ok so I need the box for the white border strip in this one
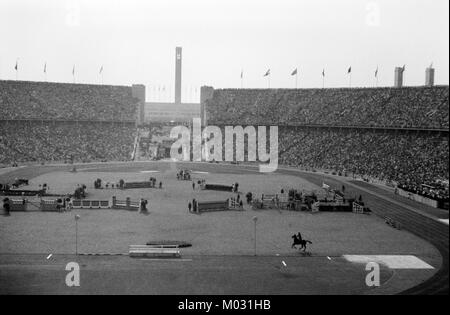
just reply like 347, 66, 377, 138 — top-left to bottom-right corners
343, 255, 434, 269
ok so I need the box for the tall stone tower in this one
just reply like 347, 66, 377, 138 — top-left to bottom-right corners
394, 67, 404, 88
175, 47, 182, 104
425, 66, 435, 87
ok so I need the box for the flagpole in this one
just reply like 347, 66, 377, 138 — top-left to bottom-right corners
322, 69, 325, 89
264, 69, 270, 89
375, 67, 379, 88
240, 69, 243, 89
100, 66, 104, 85
15, 59, 18, 81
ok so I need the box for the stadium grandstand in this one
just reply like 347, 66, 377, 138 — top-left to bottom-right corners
205, 86, 449, 129
0, 80, 140, 165
204, 86, 449, 206
1, 80, 448, 205
0, 80, 138, 121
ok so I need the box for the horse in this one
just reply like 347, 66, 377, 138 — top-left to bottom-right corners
291, 234, 312, 252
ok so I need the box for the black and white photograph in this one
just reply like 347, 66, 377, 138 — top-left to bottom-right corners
0, 0, 448, 300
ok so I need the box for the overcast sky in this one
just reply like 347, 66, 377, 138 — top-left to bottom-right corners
1, 0, 448, 102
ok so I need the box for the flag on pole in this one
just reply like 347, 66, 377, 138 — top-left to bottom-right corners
72, 65, 75, 76
99, 65, 103, 74
240, 69, 244, 89
44, 63, 47, 73
375, 66, 379, 78
401, 64, 406, 73
429, 62, 433, 69
347, 66, 353, 87
321, 69, 326, 89
263, 69, 270, 77
292, 68, 299, 88
14, 60, 19, 80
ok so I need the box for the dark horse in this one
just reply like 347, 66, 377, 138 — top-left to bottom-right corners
291, 234, 312, 252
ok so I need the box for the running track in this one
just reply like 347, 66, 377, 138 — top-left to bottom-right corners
284, 170, 449, 295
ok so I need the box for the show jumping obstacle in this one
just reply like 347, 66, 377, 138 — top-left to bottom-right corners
129, 245, 181, 258
111, 196, 140, 211
72, 199, 110, 209
194, 198, 243, 213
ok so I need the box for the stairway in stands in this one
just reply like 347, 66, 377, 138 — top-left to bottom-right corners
131, 129, 140, 161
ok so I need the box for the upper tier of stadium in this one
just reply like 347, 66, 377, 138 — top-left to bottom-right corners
205, 86, 449, 130
0, 80, 139, 121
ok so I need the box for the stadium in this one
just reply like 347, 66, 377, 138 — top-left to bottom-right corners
0, 58, 448, 294
0, 0, 449, 297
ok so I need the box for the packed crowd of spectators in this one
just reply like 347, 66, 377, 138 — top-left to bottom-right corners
0, 80, 138, 121
279, 128, 449, 202
0, 121, 136, 165
205, 87, 449, 202
397, 181, 449, 204
278, 127, 448, 182
0, 80, 139, 165
206, 86, 449, 129
199, 126, 448, 201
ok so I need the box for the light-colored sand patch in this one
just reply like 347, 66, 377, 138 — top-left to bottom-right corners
438, 219, 449, 225
191, 171, 209, 174
343, 255, 435, 269
140, 171, 160, 174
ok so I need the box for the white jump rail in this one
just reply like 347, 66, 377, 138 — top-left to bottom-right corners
129, 245, 181, 258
